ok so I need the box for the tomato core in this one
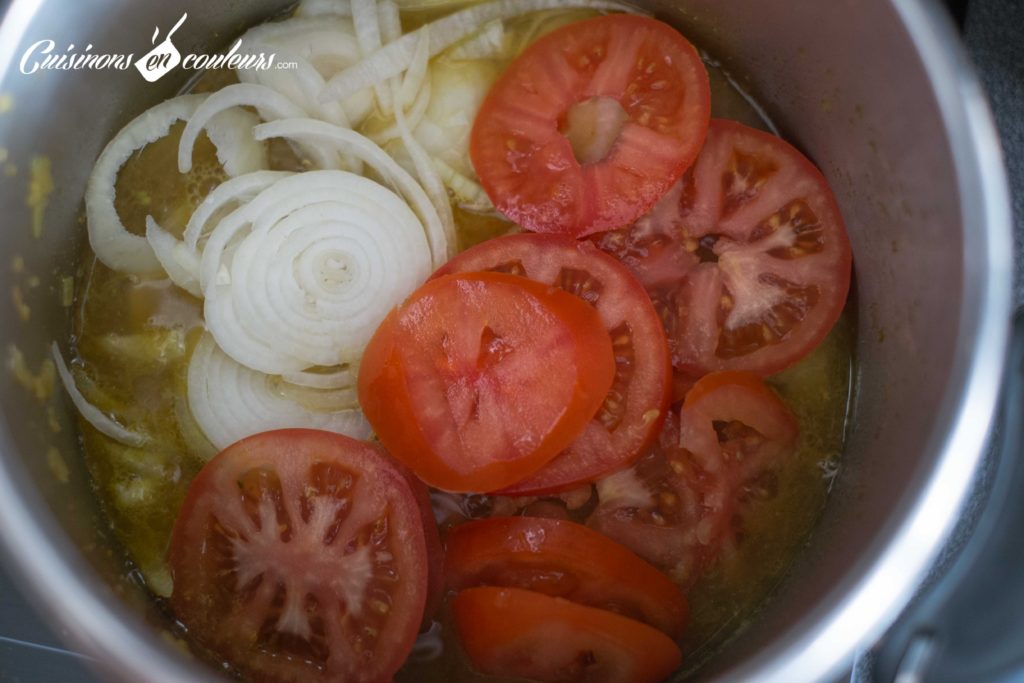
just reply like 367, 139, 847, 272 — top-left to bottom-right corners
562, 96, 629, 165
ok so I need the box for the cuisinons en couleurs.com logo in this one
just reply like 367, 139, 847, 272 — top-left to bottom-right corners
19, 12, 287, 81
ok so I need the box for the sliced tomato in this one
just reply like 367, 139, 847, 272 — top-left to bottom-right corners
435, 234, 670, 495
358, 272, 615, 493
453, 587, 681, 683
587, 372, 798, 588
168, 429, 428, 683
593, 118, 852, 376
470, 14, 710, 237
444, 516, 687, 638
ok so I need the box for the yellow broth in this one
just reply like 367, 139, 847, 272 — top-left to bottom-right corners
68, 12, 854, 680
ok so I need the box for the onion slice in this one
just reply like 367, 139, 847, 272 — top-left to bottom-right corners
187, 333, 370, 452
321, 0, 642, 103
145, 217, 202, 297
183, 170, 294, 251
200, 169, 433, 373
253, 118, 452, 266
51, 343, 148, 447
87, 94, 266, 274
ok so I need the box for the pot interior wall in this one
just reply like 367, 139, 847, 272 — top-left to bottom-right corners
0, 0, 972, 680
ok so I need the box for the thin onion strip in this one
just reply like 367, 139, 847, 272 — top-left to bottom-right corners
51, 343, 148, 447
321, 0, 642, 103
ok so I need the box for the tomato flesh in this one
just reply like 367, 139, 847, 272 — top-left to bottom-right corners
358, 272, 615, 493
434, 234, 671, 495
594, 118, 852, 376
471, 14, 711, 237
587, 372, 798, 588
453, 587, 682, 683
168, 429, 429, 683
444, 516, 687, 638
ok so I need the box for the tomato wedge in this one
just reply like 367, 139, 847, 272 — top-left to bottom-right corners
434, 234, 671, 495
445, 516, 687, 638
453, 587, 682, 683
168, 429, 429, 683
594, 118, 852, 376
358, 272, 615, 493
471, 14, 711, 237
587, 372, 798, 588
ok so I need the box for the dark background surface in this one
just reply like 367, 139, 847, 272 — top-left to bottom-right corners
0, 0, 1021, 681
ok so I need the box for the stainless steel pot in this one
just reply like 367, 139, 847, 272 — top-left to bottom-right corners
0, 1, 1013, 681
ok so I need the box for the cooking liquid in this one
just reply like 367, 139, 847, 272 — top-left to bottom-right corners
70, 9, 853, 680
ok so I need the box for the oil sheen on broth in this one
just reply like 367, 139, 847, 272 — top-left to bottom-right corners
70, 9, 853, 679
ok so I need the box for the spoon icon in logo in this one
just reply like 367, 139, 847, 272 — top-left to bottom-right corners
134, 12, 187, 82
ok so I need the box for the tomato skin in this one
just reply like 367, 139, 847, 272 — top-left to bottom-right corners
444, 516, 687, 638
587, 372, 798, 588
471, 14, 710, 237
358, 272, 615, 493
453, 586, 682, 683
434, 233, 671, 495
168, 429, 428, 683
594, 119, 852, 376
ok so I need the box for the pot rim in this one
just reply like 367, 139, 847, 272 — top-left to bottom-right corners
0, 0, 1014, 682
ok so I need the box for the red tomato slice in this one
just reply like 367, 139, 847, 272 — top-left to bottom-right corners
587, 372, 798, 588
168, 429, 429, 683
453, 586, 682, 683
434, 233, 671, 495
471, 14, 710, 237
358, 272, 615, 493
444, 516, 687, 639
594, 118, 852, 376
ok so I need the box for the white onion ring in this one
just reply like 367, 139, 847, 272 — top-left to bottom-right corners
87, 94, 266, 274
201, 170, 432, 373
52, 343, 148, 447
145, 217, 202, 297
183, 170, 293, 251
187, 333, 370, 452
253, 118, 452, 267
176, 84, 342, 174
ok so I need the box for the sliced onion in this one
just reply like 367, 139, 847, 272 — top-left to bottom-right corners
321, 0, 641, 103
433, 156, 494, 211
203, 107, 268, 177
365, 76, 432, 144
51, 343, 148, 447
146, 217, 201, 297
378, 0, 402, 44
352, 0, 394, 115
411, 57, 499, 179
177, 84, 342, 174
236, 16, 373, 126
252, 118, 452, 267
87, 94, 264, 274
201, 169, 433, 373
389, 46, 456, 255
296, 0, 354, 17
183, 170, 294, 251
447, 18, 506, 60
187, 332, 370, 452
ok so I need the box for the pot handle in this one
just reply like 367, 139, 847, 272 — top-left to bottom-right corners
874, 308, 1024, 683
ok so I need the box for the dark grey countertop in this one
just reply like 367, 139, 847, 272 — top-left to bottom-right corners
1, 0, 1021, 681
